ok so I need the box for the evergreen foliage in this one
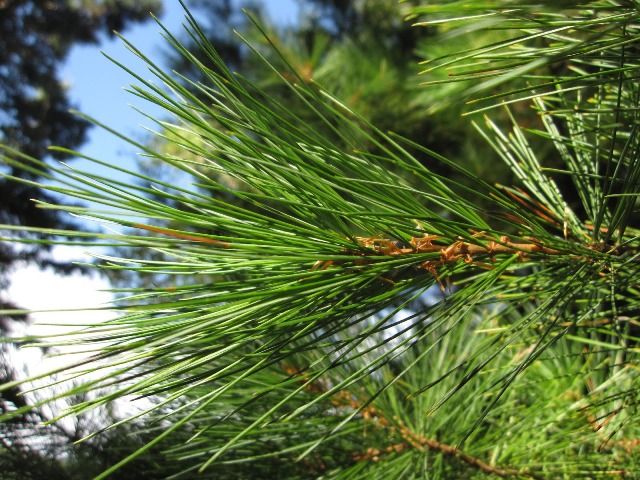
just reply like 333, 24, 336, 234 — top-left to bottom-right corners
2, 1, 640, 478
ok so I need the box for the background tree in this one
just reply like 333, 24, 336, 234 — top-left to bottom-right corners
2, 1, 640, 479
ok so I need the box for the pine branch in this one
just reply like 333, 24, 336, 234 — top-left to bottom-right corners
1, 2, 639, 477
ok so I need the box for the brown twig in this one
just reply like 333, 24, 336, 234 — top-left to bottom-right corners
350, 234, 561, 259
312, 233, 565, 290
132, 223, 231, 247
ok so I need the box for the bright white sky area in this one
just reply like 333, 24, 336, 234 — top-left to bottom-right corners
6, 0, 298, 337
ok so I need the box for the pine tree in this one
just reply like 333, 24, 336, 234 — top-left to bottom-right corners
2, 1, 640, 478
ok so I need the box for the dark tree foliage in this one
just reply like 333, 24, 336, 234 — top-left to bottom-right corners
305, 0, 422, 52
0, 0, 161, 159
0, 0, 161, 321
